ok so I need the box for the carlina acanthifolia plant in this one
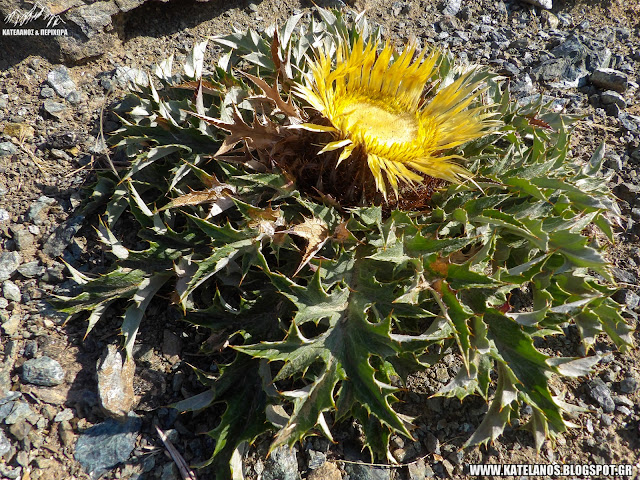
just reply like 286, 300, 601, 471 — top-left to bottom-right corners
54, 7, 633, 478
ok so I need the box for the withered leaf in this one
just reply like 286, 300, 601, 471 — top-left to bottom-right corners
186, 106, 282, 156
158, 174, 236, 216
239, 71, 301, 120
285, 217, 330, 276
173, 80, 221, 96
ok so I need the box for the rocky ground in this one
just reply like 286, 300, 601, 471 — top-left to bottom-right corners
1, 0, 640, 479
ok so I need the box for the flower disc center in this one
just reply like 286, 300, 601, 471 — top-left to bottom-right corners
338, 101, 418, 147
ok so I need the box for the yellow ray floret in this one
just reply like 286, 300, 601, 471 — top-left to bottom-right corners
293, 37, 495, 198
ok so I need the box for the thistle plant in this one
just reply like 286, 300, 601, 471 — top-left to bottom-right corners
55, 8, 632, 478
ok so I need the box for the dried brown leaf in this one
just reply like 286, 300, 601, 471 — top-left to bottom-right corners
172, 80, 221, 96
285, 217, 330, 276
158, 175, 236, 213
186, 106, 282, 156
238, 71, 301, 120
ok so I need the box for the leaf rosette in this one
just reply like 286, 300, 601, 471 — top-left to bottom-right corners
53, 7, 632, 478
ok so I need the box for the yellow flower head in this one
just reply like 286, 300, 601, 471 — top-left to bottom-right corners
293, 37, 495, 198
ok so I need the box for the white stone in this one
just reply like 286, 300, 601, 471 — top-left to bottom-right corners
519, 0, 552, 9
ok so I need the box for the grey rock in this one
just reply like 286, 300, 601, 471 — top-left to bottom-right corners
601, 90, 626, 108
344, 463, 390, 480
0, 391, 21, 406
607, 105, 622, 121
2, 281, 21, 302
160, 463, 179, 480
0, 252, 22, 282
408, 457, 427, 480
423, 431, 440, 454
435, 365, 450, 382
162, 330, 182, 362
47, 130, 79, 149
23, 340, 38, 359
262, 446, 301, 480
97, 345, 136, 419
112, 66, 149, 88
534, 35, 610, 89
43, 262, 66, 283
619, 113, 640, 132
51, 148, 73, 161
0, 142, 17, 156
54, 408, 75, 422
47, 66, 77, 99
113, 0, 146, 12
611, 267, 638, 284
604, 154, 623, 172
65, 1, 120, 37
591, 68, 628, 93
13, 229, 34, 251
307, 449, 326, 469
9, 420, 31, 444
74, 414, 142, 478
1, 315, 20, 337
15, 450, 28, 467
99, 77, 114, 92
66, 91, 82, 105
519, 0, 551, 9
616, 405, 631, 416
620, 375, 639, 394
0, 429, 10, 457
43, 215, 84, 258
390, 1, 407, 16
40, 86, 55, 99
17, 261, 45, 278
43, 99, 67, 119
4, 401, 37, 425
0, 209, 9, 223
588, 378, 615, 413
501, 61, 521, 77
22, 356, 65, 386
28, 196, 56, 225
613, 289, 640, 309
442, 0, 461, 16
613, 395, 634, 407
600, 413, 612, 426
0, 465, 21, 479
0, 402, 14, 423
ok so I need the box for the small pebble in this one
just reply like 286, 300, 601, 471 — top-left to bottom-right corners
3, 281, 21, 302
54, 408, 75, 422
22, 356, 65, 386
